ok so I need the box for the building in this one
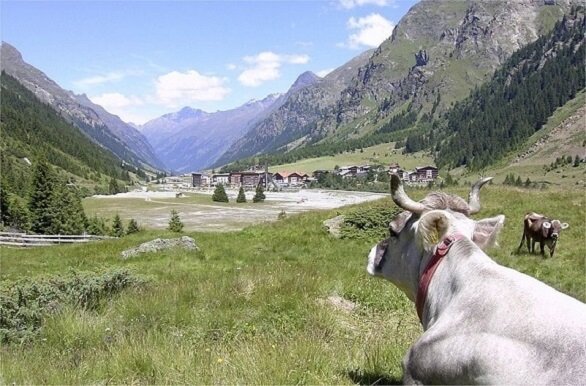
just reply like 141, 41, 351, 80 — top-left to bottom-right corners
229, 172, 242, 186
414, 166, 438, 182
274, 172, 308, 185
212, 173, 230, 185
192, 173, 202, 187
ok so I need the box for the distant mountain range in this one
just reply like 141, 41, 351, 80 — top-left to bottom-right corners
0, 42, 164, 171
1, 0, 580, 180
139, 93, 284, 172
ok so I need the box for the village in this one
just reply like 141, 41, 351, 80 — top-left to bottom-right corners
177, 163, 439, 190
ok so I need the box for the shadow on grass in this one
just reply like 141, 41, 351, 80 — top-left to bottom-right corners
346, 369, 402, 385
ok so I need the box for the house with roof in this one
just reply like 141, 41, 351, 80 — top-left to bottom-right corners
273, 172, 309, 185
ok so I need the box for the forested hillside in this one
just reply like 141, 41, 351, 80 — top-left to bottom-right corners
221, 6, 584, 174
0, 72, 134, 198
434, 9, 585, 170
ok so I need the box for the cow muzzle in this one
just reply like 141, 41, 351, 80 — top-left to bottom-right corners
367, 241, 387, 276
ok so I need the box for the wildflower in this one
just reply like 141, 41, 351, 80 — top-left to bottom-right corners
217, 358, 224, 363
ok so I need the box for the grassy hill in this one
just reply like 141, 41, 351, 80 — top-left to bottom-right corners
268, 143, 434, 174
1, 185, 584, 383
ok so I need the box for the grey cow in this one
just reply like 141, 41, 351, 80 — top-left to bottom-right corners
366, 174, 586, 384
518, 212, 569, 257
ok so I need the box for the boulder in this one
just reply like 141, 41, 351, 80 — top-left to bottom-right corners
121, 236, 198, 259
323, 215, 345, 238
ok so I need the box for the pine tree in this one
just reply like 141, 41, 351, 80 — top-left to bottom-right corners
28, 158, 58, 234
0, 180, 11, 227
87, 215, 108, 236
51, 184, 87, 235
168, 209, 184, 232
212, 184, 229, 202
253, 185, 266, 203
109, 177, 121, 195
127, 218, 140, 234
236, 187, 247, 203
111, 214, 124, 237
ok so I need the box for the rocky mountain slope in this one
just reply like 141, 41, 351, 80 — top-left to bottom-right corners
328, 0, 570, 135
218, 0, 574, 167
140, 93, 282, 172
215, 51, 373, 166
0, 42, 164, 170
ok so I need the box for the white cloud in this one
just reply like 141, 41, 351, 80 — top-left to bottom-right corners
89, 92, 149, 123
341, 13, 394, 49
74, 69, 143, 88
90, 92, 143, 110
317, 68, 335, 77
226, 63, 237, 70
238, 51, 310, 87
155, 70, 230, 108
339, 0, 393, 9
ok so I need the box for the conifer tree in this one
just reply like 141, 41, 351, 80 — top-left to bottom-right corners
127, 218, 140, 234
87, 215, 109, 236
111, 214, 124, 237
253, 185, 266, 203
51, 184, 87, 235
236, 186, 247, 203
168, 209, 184, 232
212, 184, 229, 202
109, 177, 121, 195
28, 158, 58, 234
0, 180, 10, 227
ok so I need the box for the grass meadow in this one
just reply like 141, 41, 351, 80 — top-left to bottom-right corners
1, 185, 584, 384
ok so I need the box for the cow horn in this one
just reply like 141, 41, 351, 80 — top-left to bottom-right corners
468, 177, 493, 215
390, 174, 426, 214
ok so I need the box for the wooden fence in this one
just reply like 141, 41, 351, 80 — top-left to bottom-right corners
0, 232, 114, 247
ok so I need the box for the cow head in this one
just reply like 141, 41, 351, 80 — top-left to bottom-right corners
542, 219, 569, 241
367, 174, 505, 300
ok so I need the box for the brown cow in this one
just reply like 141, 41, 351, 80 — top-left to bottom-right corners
518, 212, 569, 257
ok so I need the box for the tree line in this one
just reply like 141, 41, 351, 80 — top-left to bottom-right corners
434, 10, 585, 170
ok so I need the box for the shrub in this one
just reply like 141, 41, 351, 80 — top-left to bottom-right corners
0, 269, 147, 344
340, 203, 400, 240
212, 184, 229, 203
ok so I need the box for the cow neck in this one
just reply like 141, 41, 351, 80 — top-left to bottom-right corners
416, 233, 464, 324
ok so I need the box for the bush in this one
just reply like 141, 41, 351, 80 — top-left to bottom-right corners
0, 269, 147, 344
236, 187, 247, 203
168, 209, 184, 232
340, 203, 400, 240
212, 184, 229, 203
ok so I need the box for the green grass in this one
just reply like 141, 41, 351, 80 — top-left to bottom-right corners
269, 143, 434, 174
1, 186, 584, 384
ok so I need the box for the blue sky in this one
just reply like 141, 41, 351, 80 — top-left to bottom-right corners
2, 0, 417, 124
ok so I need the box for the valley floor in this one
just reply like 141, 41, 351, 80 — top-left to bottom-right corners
84, 189, 387, 231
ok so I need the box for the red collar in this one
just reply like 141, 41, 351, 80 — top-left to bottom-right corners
416, 234, 464, 323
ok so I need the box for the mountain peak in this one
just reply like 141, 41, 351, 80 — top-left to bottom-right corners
288, 71, 321, 93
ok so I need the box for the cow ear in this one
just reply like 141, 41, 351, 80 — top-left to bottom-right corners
542, 222, 552, 229
417, 210, 451, 251
561, 222, 569, 230
473, 215, 505, 250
